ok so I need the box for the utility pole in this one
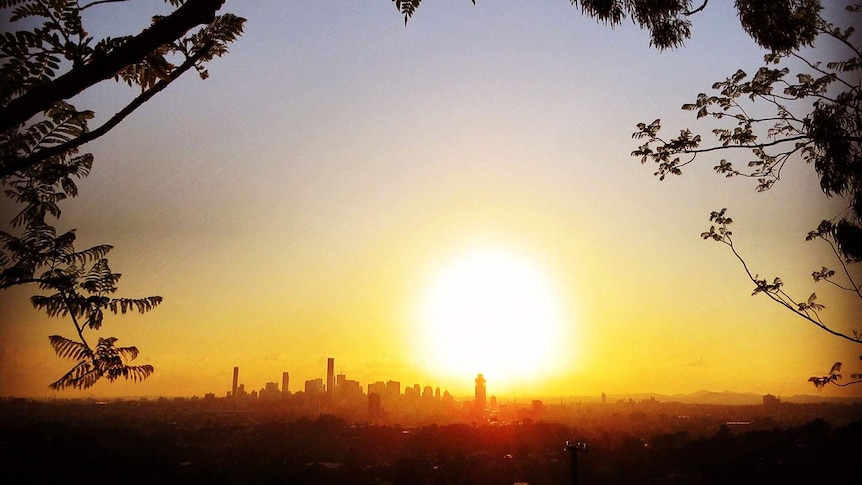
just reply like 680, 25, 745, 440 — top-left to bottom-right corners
565, 440, 588, 485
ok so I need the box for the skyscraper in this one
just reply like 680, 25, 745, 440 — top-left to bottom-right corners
282, 371, 289, 396
475, 373, 486, 411
232, 366, 239, 398
326, 357, 335, 395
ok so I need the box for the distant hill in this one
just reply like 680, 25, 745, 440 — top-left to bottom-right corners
567, 390, 862, 406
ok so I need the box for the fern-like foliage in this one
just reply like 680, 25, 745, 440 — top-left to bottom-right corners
49, 334, 92, 361
49, 336, 153, 390
1, 0, 238, 391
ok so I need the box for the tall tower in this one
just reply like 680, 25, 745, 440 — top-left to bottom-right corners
232, 366, 239, 398
282, 371, 290, 396
475, 373, 486, 411
326, 357, 335, 396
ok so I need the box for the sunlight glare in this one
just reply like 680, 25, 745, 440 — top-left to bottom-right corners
415, 247, 568, 388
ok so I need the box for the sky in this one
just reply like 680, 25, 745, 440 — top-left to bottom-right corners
1, 0, 861, 400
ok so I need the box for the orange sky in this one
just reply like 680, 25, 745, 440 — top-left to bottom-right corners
1, 1, 860, 400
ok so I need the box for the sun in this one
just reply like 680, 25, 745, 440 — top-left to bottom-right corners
414, 246, 569, 389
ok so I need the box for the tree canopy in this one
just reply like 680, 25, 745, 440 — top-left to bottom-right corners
396, 0, 824, 51
0, 0, 243, 389
631, 5, 861, 388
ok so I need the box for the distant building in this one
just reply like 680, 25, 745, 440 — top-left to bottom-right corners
601, 392, 607, 404
282, 372, 290, 395
337, 377, 363, 399
368, 381, 386, 397
261, 381, 279, 400
327, 358, 335, 395
368, 393, 383, 419
475, 373, 487, 411
442, 390, 454, 408
232, 366, 239, 399
305, 378, 324, 394
405, 385, 417, 398
386, 380, 400, 399
532, 399, 544, 414
490, 395, 498, 410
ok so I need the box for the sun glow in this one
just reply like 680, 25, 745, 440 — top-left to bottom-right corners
415, 247, 569, 389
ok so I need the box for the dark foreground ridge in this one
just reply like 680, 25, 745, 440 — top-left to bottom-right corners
1, 398, 860, 484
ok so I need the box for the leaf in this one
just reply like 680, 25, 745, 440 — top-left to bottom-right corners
48, 335, 91, 361
48, 360, 100, 390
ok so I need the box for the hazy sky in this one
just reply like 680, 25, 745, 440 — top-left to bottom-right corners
2, 1, 860, 400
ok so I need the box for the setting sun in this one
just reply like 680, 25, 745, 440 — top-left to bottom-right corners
414, 247, 570, 389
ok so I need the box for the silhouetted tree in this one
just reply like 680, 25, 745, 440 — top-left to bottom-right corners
0, 0, 244, 389
396, 1, 823, 51
631, 5, 862, 388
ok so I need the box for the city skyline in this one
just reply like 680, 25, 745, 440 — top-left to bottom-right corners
1, 2, 861, 400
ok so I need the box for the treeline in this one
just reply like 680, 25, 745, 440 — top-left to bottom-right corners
1, 405, 859, 484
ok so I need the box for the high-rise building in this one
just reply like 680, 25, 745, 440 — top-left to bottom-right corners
263, 381, 279, 400
282, 372, 290, 395
386, 380, 400, 399
232, 366, 239, 398
368, 381, 386, 396
326, 357, 335, 395
475, 373, 486, 411
305, 378, 324, 394
368, 393, 382, 420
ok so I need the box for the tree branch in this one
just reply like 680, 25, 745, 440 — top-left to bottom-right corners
831, 379, 862, 387
0, 277, 43, 290
0, 0, 225, 133
726, 236, 862, 344
687, 135, 810, 154
79, 0, 135, 12
0, 42, 214, 179
684, 1, 708, 16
